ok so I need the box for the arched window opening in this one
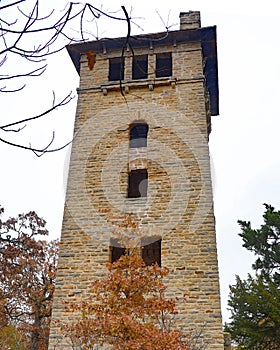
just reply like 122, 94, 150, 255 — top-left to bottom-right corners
129, 123, 149, 148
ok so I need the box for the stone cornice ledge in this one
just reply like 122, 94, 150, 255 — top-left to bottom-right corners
77, 76, 205, 95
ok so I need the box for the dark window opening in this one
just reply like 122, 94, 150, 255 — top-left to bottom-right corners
132, 55, 148, 80
109, 57, 124, 81
156, 52, 172, 78
128, 169, 148, 198
129, 123, 149, 148
110, 241, 126, 263
141, 238, 161, 266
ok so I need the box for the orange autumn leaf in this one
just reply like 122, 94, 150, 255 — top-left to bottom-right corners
86, 50, 96, 70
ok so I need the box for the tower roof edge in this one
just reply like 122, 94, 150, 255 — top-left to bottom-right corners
66, 25, 219, 116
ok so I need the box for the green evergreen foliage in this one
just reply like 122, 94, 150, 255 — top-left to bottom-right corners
226, 204, 280, 349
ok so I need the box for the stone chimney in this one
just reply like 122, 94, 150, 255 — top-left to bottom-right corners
180, 11, 201, 30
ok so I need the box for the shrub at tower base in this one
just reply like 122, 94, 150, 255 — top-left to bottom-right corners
61, 252, 192, 350
225, 204, 280, 349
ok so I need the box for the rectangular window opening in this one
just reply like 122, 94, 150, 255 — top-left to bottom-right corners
141, 237, 161, 266
128, 169, 148, 198
132, 55, 148, 80
109, 57, 124, 81
129, 123, 148, 148
156, 52, 172, 78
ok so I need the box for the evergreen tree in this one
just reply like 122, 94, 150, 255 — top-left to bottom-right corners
226, 204, 280, 349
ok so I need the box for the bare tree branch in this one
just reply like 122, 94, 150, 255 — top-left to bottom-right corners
0, 91, 74, 130
0, 84, 26, 92
0, 91, 74, 155
0, 134, 73, 157
0, 64, 47, 81
1, 125, 26, 133
0, 0, 26, 11
0, 2, 170, 156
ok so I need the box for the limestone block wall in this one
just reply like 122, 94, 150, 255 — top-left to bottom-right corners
49, 35, 223, 349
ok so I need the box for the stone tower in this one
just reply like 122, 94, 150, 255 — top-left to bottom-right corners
49, 11, 224, 349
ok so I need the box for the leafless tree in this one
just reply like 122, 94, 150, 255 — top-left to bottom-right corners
0, 1, 133, 156
0, 1, 174, 156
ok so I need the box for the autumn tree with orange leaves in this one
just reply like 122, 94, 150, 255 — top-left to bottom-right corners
0, 206, 59, 350
61, 251, 190, 350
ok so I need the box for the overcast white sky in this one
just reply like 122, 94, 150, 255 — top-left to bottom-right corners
1, 0, 280, 323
